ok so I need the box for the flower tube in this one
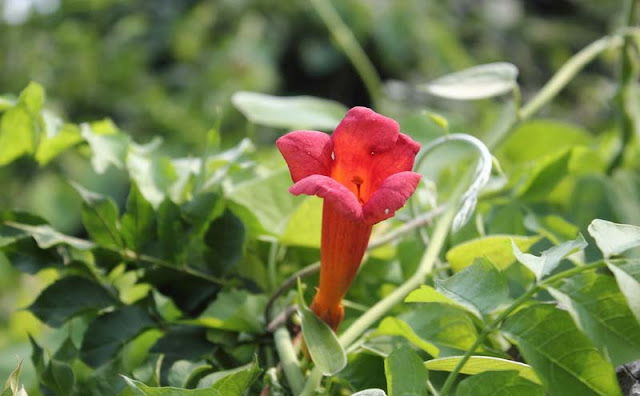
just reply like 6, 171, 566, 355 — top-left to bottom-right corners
277, 107, 421, 330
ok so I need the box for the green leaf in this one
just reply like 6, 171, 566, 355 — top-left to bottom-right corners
337, 353, 386, 392
81, 121, 130, 173
127, 152, 179, 208
607, 259, 640, 323
456, 370, 544, 396
548, 272, 640, 365
496, 120, 591, 165
375, 317, 440, 357
400, 305, 479, 354
280, 197, 322, 247
121, 183, 156, 252
436, 257, 509, 318
181, 192, 224, 236
502, 304, 621, 396
44, 359, 75, 395
122, 376, 222, 395
422, 62, 518, 100
0, 106, 34, 166
204, 209, 246, 273
35, 123, 83, 165
209, 356, 261, 395
191, 289, 266, 333
425, 356, 541, 385
352, 390, 386, 396
384, 346, 428, 396
587, 219, 640, 258
81, 305, 157, 367
297, 280, 346, 375
512, 234, 587, 280
28, 275, 116, 327
227, 169, 304, 236
516, 149, 572, 201
231, 91, 347, 130
18, 82, 45, 114
1, 360, 22, 395
446, 235, 540, 272
168, 360, 212, 389
5, 222, 94, 250
73, 183, 123, 248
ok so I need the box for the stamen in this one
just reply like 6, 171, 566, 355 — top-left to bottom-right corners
352, 176, 364, 204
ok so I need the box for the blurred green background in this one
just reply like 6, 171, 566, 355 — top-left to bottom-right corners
0, 0, 630, 392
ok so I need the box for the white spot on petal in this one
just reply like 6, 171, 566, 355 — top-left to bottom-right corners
384, 208, 390, 215
331, 151, 335, 160
371, 151, 375, 155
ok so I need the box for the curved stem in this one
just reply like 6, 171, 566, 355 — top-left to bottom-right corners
308, 0, 382, 105
438, 260, 606, 395
273, 327, 305, 395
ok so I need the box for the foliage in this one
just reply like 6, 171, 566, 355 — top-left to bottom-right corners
1, 0, 640, 395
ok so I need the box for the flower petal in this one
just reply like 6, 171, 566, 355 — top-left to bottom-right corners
289, 175, 362, 221
363, 171, 421, 224
332, 106, 400, 157
276, 131, 333, 182
366, 133, 421, 196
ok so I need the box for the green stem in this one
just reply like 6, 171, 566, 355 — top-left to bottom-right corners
300, 366, 324, 396
438, 260, 607, 395
608, 0, 639, 173
267, 240, 279, 292
308, 0, 382, 105
273, 327, 305, 395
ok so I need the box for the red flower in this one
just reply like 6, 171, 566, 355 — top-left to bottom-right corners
277, 107, 421, 330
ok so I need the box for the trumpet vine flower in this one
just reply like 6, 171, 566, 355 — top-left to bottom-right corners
277, 107, 421, 330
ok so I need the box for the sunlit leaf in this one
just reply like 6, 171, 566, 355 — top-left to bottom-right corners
424, 356, 541, 384
456, 370, 544, 396
446, 235, 540, 272
122, 376, 222, 395
607, 259, 640, 323
516, 149, 572, 201
422, 62, 518, 100
375, 317, 439, 357
512, 234, 587, 280
81, 121, 130, 174
5, 222, 94, 250
588, 219, 640, 258
231, 91, 347, 130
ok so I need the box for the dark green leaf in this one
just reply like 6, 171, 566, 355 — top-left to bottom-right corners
231, 91, 347, 130
122, 376, 222, 395
456, 370, 544, 396
549, 272, 640, 365
181, 192, 224, 236
422, 62, 518, 100
607, 259, 640, 323
53, 337, 79, 362
168, 360, 212, 389
80, 305, 156, 367
157, 199, 188, 261
337, 353, 387, 392
512, 234, 587, 280
209, 356, 261, 394
502, 304, 621, 396
191, 289, 266, 333
204, 209, 245, 273
73, 183, 123, 248
44, 359, 75, 395
587, 219, 640, 258
121, 183, 156, 252
425, 356, 541, 384
28, 276, 116, 327
384, 346, 428, 396
436, 257, 509, 318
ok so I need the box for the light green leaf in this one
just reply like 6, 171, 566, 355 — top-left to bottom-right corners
209, 357, 261, 395
512, 234, 587, 280
5, 222, 94, 250
422, 62, 518, 100
375, 317, 440, 357
231, 91, 347, 130
227, 169, 304, 235
405, 285, 462, 308
297, 280, 346, 375
127, 152, 178, 208
588, 219, 640, 258
516, 149, 572, 201
0, 106, 34, 166
35, 123, 83, 165
81, 121, 130, 174
81, 305, 156, 367
548, 272, 640, 365
352, 390, 386, 396
1, 360, 22, 395
446, 235, 540, 272
456, 370, 544, 396
436, 257, 510, 318
190, 290, 267, 333
384, 346, 428, 396
122, 376, 222, 395
18, 82, 45, 114
28, 275, 116, 327
280, 197, 322, 247
607, 259, 640, 323
502, 304, 621, 396
425, 356, 541, 385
